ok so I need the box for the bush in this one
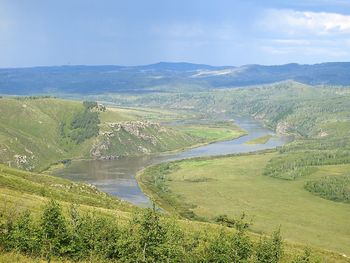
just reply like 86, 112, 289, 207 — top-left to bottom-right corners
41, 200, 70, 260
292, 247, 320, 263
255, 228, 283, 263
0, 200, 321, 262
4, 211, 41, 255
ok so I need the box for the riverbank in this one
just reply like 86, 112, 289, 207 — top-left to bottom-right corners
44, 121, 247, 174
137, 151, 350, 256
53, 117, 289, 206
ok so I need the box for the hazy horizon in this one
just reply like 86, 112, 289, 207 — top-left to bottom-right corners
2, 60, 350, 70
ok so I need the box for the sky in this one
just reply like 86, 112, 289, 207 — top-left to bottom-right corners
1, 0, 350, 67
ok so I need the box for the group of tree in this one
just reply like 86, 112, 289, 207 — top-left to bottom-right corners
263, 150, 350, 180
60, 101, 100, 144
305, 175, 350, 203
0, 200, 318, 262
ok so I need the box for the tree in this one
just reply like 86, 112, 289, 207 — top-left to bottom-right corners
41, 200, 70, 261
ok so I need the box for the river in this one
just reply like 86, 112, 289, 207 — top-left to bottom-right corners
53, 117, 291, 207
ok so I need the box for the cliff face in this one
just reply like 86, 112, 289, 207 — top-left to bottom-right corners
276, 121, 291, 135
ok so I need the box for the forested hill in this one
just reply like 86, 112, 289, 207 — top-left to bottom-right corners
1, 62, 350, 95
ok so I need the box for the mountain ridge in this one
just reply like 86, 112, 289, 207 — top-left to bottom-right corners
1, 61, 350, 95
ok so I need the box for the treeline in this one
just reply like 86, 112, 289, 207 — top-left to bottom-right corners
305, 175, 350, 203
60, 101, 100, 144
0, 200, 318, 262
264, 150, 350, 180
13, 96, 55, 100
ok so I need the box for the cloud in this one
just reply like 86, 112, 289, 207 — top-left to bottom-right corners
261, 9, 350, 36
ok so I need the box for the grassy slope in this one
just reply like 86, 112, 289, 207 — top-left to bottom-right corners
0, 98, 94, 172
0, 164, 133, 216
138, 152, 350, 257
0, 98, 191, 171
95, 120, 247, 158
0, 98, 244, 171
0, 164, 347, 263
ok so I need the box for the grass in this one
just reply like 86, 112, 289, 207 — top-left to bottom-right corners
138, 152, 350, 257
179, 122, 247, 142
1, 164, 348, 262
245, 134, 273, 144
0, 164, 134, 218
0, 98, 240, 172
0, 97, 91, 172
99, 106, 187, 123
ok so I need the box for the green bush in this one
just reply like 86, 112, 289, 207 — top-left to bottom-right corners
41, 200, 70, 260
255, 228, 283, 263
0, 200, 321, 262
292, 247, 321, 263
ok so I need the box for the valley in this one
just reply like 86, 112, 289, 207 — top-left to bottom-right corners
1, 81, 350, 262
0, 97, 245, 172
3, 1, 350, 261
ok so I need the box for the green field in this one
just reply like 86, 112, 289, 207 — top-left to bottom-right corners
138, 152, 350, 256
245, 134, 273, 144
179, 122, 247, 142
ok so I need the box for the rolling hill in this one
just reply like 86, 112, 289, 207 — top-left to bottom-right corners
1, 62, 350, 95
0, 97, 245, 172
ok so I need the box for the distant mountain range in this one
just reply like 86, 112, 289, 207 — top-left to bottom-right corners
0, 62, 350, 95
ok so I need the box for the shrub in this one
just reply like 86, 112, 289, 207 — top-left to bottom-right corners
255, 228, 283, 263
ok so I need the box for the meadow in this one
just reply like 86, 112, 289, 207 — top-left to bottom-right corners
245, 135, 273, 145
138, 152, 350, 257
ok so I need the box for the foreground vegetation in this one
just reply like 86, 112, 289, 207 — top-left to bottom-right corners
1, 164, 343, 262
0, 200, 282, 262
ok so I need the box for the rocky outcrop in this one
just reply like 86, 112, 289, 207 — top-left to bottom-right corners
276, 121, 291, 135
91, 121, 166, 159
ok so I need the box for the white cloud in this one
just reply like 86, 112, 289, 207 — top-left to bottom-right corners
261, 9, 350, 36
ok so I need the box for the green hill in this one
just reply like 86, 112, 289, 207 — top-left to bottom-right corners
0, 97, 245, 172
0, 97, 92, 172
